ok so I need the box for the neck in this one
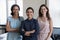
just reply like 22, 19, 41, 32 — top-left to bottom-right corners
43, 13, 46, 17
13, 14, 19, 19
28, 17, 33, 20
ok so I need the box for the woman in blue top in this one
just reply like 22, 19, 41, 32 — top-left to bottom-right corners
20, 7, 39, 40
6, 4, 24, 40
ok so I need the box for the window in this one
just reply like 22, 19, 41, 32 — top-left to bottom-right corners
47, 0, 60, 27
0, 0, 23, 25
0, 0, 6, 25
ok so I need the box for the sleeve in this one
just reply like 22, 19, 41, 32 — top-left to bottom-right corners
20, 21, 25, 35
7, 17, 11, 22
34, 20, 39, 35
30, 20, 40, 36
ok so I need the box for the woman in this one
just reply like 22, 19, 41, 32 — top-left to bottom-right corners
37, 4, 53, 40
6, 4, 24, 40
20, 7, 39, 40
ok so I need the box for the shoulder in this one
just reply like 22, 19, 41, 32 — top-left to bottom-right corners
7, 16, 13, 22
22, 19, 28, 24
33, 19, 38, 23
8, 16, 12, 19
37, 17, 41, 21
19, 16, 24, 21
20, 16, 24, 19
7, 16, 12, 21
23, 19, 27, 23
49, 19, 53, 24
33, 19, 39, 26
21, 19, 26, 24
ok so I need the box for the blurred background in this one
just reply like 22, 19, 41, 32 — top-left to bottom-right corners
0, 0, 60, 40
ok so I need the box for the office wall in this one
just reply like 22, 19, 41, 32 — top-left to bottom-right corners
23, 0, 45, 19
0, 0, 60, 36
0, 0, 45, 34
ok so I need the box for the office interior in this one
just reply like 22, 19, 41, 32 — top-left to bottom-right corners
0, 0, 60, 40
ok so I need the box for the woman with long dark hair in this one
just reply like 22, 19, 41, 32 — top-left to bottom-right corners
6, 4, 24, 40
37, 4, 53, 40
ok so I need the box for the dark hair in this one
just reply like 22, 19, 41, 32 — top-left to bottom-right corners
11, 4, 20, 16
26, 7, 34, 13
39, 4, 51, 20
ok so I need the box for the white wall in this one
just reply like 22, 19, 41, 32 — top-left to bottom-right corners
23, 0, 45, 19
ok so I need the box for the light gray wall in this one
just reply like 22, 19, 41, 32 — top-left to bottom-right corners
23, 0, 45, 19
0, 0, 46, 34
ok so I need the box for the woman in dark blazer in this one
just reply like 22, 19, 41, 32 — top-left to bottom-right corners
20, 7, 39, 40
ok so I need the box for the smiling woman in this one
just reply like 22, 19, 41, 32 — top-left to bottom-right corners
0, 0, 23, 25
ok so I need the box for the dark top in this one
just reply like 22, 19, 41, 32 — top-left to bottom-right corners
20, 18, 39, 40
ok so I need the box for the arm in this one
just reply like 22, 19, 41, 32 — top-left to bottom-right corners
20, 20, 39, 36
20, 21, 25, 35
34, 20, 39, 35
30, 20, 39, 36
25, 30, 35, 36
46, 19, 53, 40
6, 21, 19, 32
20, 21, 35, 36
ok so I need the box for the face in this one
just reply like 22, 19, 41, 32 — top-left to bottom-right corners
41, 6, 47, 14
13, 6, 19, 15
26, 9, 34, 19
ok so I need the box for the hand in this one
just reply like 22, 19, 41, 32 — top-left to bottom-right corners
24, 30, 35, 36
30, 30, 35, 33
25, 31, 30, 36
22, 29, 25, 31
